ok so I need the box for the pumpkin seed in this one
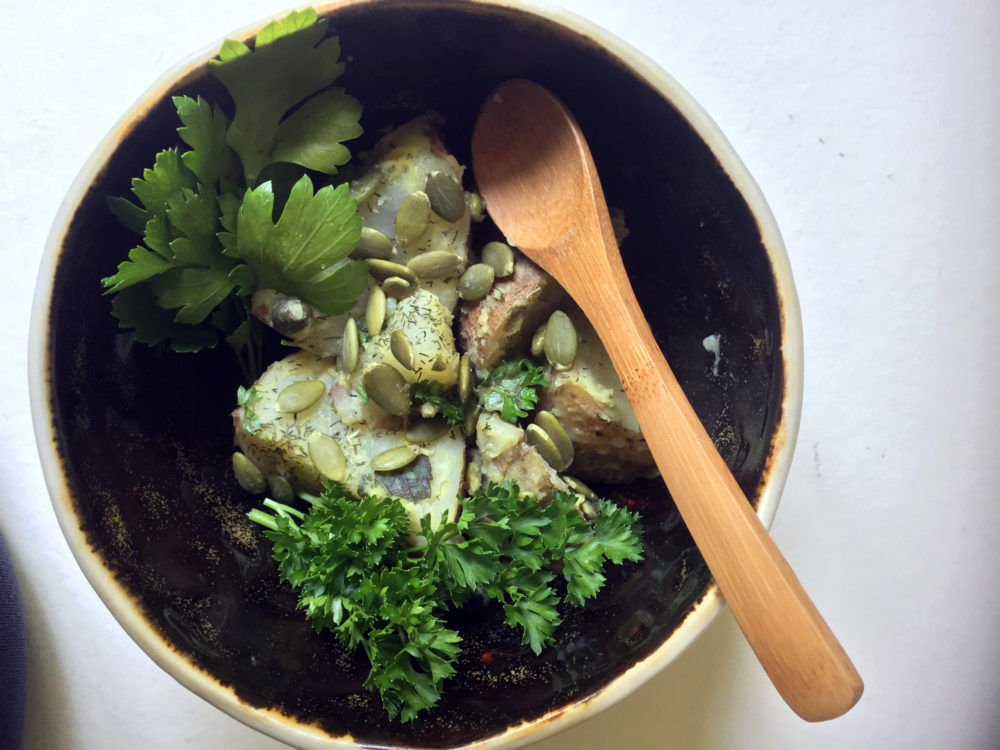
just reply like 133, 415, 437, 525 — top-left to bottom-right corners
425, 172, 466, 222
382, 276, 412, 299
390, 329, 416, 371
406, 418, 450, 443
457, 263, 495, 301
533, 410, 574, 468
350, 168, 383, 203
563, 475, 597, 501
372, 444, 420, 472
525, 423, 567, 470
530, 323, 547, 357
269, 296, 310, 335
467, 192, 485, 222
543, 310, 578, 370
277, 379, 326, 413
395, 190, 431, 247
407, 250, 463, 279
267, 475, 295, 504
463, 400, 480, 436
353, 227, 395, 260
307, 432, 346, 481
232, 452, 266, 494
340, 318, 360, 373
458, 353, 472, 403
363, 363, 411, 416
365, 285, 387, 337
367, 258, 418, 286
574, 494, 601, 520
481, 241, 515, 278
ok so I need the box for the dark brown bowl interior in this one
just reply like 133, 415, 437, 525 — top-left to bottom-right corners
42, 1, 784, 746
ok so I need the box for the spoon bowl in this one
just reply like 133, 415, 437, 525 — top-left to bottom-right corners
472, 79, 863, 722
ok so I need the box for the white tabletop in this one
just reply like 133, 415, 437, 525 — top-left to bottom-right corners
3, 0, 997, 748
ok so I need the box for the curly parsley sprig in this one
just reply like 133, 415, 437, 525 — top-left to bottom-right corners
249, 481, 644, 722
410, 380, 465, 426
478, 358, 548, 423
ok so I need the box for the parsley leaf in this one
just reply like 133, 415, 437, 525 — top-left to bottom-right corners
236, 385, 263, 431
208, 7, 362, 184
478, 358, 549, 423
101, 245, 172, 293
248, 481, 644, 721
591, 502, 646, 564
499, 571, 561, 655
101, 143, 250, 341
410, 381, 465, 426
109, 285, 219, 352
356, 569, 462, 722
224, 175, 367, 315
174, 95, 231, 187
101, 116, 250, 364
129, 147, 195, 215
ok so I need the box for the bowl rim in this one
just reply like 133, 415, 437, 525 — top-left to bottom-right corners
28, 0, 803, 747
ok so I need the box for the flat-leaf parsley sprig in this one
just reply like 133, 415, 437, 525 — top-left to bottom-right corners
102, 7, 365, 380
249, 481, 644, 722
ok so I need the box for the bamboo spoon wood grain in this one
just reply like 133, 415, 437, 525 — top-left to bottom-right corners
471, 78, 863, 722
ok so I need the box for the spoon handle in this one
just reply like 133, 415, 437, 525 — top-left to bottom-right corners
471, 76, 862, 720
563, 220, 863, 721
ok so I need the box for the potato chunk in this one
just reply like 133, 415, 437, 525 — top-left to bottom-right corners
233, 349, 464, 538
248, 114, 471, 359
471, 412, 570, 501
538, 307, 656, 483
353, 115, 471, 312
359, 289, 460, 388
458, 254, 564, 372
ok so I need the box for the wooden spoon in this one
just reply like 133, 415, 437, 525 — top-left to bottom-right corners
471, 79, 862, 722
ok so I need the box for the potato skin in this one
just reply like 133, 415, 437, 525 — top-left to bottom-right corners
457, 254, 565, 372
471, 412, 569, 501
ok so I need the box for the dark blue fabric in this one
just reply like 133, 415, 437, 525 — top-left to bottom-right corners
0, 532, 26, 750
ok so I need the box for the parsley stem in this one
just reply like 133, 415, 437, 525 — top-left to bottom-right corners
298, 492, 321, 507
247, 508, 279, 531
262, 498, 306, 520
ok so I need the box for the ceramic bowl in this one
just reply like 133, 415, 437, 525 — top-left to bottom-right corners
30, 1, 802, 747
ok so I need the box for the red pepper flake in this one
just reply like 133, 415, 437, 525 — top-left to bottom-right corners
618, 494, 638, 508
480, 650, 494, 663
